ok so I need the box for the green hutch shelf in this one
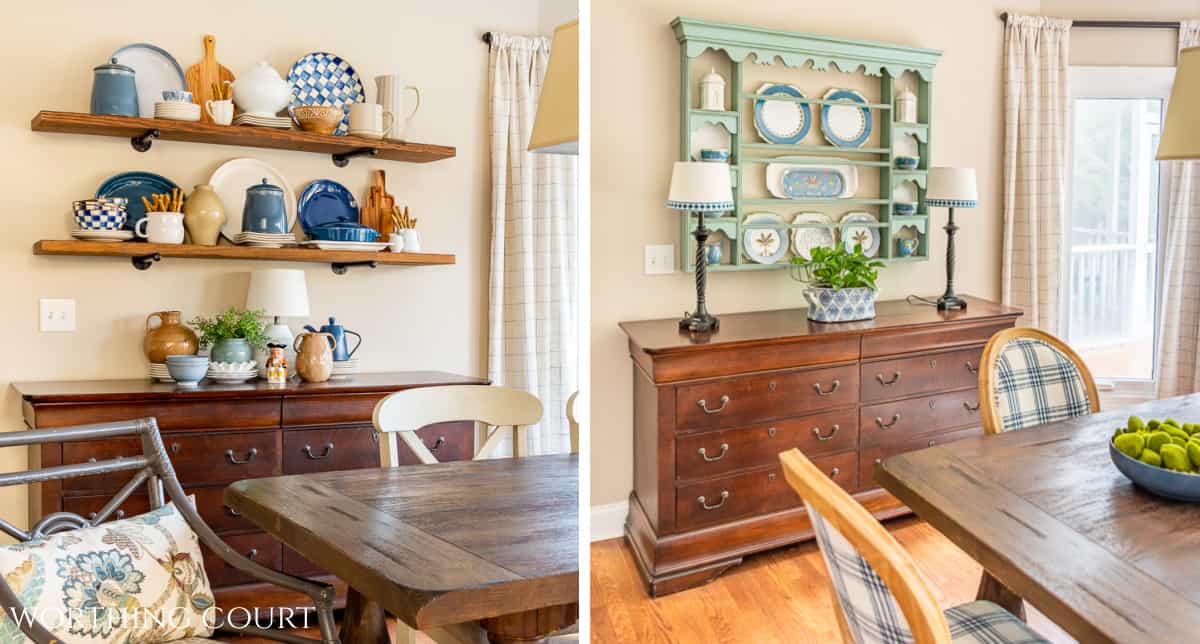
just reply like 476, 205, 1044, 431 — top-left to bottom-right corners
672, 17, 943, 271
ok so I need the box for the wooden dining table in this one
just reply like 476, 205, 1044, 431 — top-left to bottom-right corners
225, 454, 578, 644
876, 395, 1200, 644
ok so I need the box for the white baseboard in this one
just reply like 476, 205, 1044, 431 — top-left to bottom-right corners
590, 500, 628, 542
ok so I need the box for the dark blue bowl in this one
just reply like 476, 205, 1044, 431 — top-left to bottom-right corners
308, 222, 380, 242
1109, 441, 1200, 502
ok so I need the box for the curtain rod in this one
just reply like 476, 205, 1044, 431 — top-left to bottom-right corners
999, 12, 1180, 29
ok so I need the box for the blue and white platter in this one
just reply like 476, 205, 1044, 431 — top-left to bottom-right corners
287, 52, 365, 136
753, 83, 811, 145
821, 88, 872, 148
840, 212, 880, 257
298, 179, 360, 234
742, 212, 790, 264
111, 43, 186, 119
766, 157, 859, 200
96, 171, 179, 234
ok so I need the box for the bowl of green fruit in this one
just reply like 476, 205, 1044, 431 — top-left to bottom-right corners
1111, 416, 1200, 501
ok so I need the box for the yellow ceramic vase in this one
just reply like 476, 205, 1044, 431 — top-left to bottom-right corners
182, 184, 226, 246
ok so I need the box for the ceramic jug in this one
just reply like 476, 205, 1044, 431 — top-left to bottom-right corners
304, 317, 362, 362
243, 178, 288, 234
375, 74, 421, 140
183, 185, 225, 246
91, 58, 138, 117
293, 332, 335, 383
144, 311, 198, 363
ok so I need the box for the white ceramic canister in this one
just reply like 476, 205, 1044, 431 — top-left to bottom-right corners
375, 74, 421, 141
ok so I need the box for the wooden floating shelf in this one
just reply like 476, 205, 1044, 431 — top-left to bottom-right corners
31, 111, 456, 167
33, 239, 454, 274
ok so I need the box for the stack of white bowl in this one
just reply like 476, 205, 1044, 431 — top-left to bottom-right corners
148, 362, 173, 383
208, 361, 258, 384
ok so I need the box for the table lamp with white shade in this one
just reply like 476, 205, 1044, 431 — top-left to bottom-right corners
1158, 45, 1200, 160
667, 161, 734, 332
246, 269, 310, 364
926, 167, 978, 311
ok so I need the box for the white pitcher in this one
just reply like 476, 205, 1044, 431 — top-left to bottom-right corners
375, 74, 421, 141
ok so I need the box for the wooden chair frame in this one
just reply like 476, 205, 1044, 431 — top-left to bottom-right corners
0, 418, 339, 644
566, 391, 580, 455
978, 327, 1101, 435
779, 448, 951, 644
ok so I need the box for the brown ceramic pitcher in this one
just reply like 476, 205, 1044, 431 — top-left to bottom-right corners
144, 310, 198, 363
293, 331, 335, 383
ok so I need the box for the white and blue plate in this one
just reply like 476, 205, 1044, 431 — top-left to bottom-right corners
753, 83, 811, 145
298, 179, 360, 234
765, 157, 858, 200
111, 43, 186, 119
287, 52, 365, 136
742, 212, 789, 264
96, 171, 179, 234
839, 212, 880, 257
821, 88, 872, 148
791, 212, 835, 261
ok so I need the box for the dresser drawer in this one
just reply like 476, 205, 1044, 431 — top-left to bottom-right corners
860, 389, 981, 448
675, 364, 859, 431
675, 410, 858, 480
858, 426, 984, 491
30, 399, 281, 432
283, 426, 379, 474
61, 431, 282, 493
200, 532, 283, 588
283, 393, 382, 426
63, 486, 255, 534
860, 346, 983, 402
675, 451, 856, 531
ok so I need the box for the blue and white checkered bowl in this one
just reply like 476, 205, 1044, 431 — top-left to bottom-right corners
73, 198, 127, 214
74, 209, 127, 231
161, 90, 193, 102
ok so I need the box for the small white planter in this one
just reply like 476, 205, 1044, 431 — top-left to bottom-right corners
803, 287, 877, 323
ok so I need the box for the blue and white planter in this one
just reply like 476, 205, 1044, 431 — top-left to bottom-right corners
803, 287, 877, 323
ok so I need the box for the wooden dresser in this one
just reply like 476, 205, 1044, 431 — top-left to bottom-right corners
618, 296, 1021, 596
12, 371, 487, 611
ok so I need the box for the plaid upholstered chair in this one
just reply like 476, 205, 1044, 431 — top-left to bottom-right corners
978, 328, 1100, 435
779, 448, 1049, 644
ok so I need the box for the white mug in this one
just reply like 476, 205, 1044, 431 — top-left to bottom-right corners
388, 232, 405, 253
348, 103, 392, 139
400, 229, 421, 253
135, 212, 185, 244
375, 74, 421, 141
205, 99, 234, 126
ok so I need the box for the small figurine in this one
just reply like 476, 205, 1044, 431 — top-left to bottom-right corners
265, 343, 288, 384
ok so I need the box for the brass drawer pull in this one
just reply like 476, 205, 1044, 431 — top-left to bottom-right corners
965, 361, 979, 375
226, 447, 258, 465
812, 424, 840, 441
697, 395, 730, 414
829, 467, 841, 477
303, 443, 335, 460
812, 380, 841, 397
875, 372, 901, 386
963, 401, 980, 412
875, 413, 901, 429
428, 436, 446, 453
928, 439, 937, 448
225, 506, 241, 517
698, 443, 729, 462
697, 491, 730, 510
246, 548, 258, 559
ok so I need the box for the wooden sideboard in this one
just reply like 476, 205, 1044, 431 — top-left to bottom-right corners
12, 371, 488, 612
618, 295, 1022, 596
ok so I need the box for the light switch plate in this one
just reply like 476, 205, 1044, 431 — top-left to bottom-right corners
644, 244, 675, 275
40, 298, 76, 332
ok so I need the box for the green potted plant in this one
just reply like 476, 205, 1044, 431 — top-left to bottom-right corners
190, 308, 269, 363
790, 244, 884, 322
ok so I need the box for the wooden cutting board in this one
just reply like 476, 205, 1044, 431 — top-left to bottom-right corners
185, 35, 235, 124
362, 170, 396, 237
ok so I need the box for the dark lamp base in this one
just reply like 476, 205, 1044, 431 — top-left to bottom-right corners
679, 311, 719, 332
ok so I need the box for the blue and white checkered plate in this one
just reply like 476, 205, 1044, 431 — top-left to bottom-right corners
287, 52, 365, 136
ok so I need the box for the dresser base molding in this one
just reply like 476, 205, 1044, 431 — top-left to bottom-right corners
625, 490, 909, 596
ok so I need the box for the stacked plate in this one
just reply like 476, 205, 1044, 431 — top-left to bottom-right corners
208, 361, 258, 384
72, 229, 134, 242
302, 240, 388, 252
154, 101, 201, 122
330, 358, 359, 379
148, 363, 174, 383
233, 114, 293, 129
233, 232, 297, 248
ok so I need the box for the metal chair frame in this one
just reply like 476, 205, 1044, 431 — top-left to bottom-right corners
0, 417, 339, 644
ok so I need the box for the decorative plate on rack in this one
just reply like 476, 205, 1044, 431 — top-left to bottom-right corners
766, 157, 859, 199
111, 43, 186, 119
821, 89, 872, 148
790, 212, 836, 261
96, 171, 180, 234
742, 212, 789, 264
210, 158, 297, 242
753, 83, 811, 145
287, 52, 365, 136
840, 212, 880, 257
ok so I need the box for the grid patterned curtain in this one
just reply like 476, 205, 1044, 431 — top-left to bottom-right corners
487, 33, 579, 455
1001, 14, 1072, 333
1155, 21, 1200, 398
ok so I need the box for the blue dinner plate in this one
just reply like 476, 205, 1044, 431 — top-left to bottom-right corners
821, 89, 872, 148
298, 179, 360, 234
96, 171, 180, 236
754, 84, 811, 145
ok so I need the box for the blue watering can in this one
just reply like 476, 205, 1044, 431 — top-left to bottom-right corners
304, 317, 362, 362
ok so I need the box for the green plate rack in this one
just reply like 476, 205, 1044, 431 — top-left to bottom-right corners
673, 17, 942, 272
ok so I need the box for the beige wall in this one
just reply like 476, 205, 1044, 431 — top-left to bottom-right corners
590, 0, 1196, 508
0, 0, 554, 526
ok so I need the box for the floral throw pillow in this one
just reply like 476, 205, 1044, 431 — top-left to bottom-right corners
0, 501, 215, 644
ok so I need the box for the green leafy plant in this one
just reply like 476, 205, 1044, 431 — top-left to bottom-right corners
189, 308, 269, 350
791, 244, 884, 290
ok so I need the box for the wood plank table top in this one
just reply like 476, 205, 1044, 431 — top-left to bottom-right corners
876, 394, 1200, 644
225, 455, 578, 640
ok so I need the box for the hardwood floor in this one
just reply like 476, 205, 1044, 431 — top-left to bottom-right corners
591, 516, 1075, 643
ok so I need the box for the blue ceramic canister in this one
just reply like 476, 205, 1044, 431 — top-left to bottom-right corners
705, 242, 722, 266
91, 58, 139, 117
242, 178, 289, 234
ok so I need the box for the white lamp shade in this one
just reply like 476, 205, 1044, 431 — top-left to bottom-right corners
926, 167, 978, 208
1158, 45, 1200, 160
528, 20, 578, 154
246, 269, 310, 318
666, 162, 734, 212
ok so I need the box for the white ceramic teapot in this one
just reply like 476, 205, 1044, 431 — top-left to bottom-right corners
230, 62, 291, 117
